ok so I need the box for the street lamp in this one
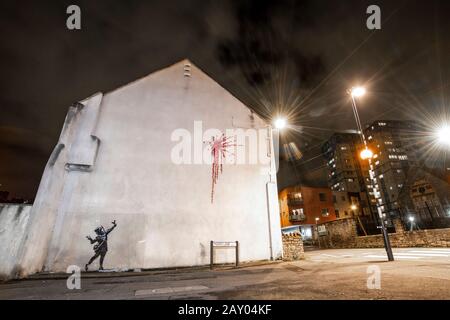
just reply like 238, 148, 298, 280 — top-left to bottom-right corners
274, 118, 287, 130
408, 216, 416, 231
360, 147, 374, 160
315, 217, 320, 248
267, 116, 288, 260
350, 86, 366, 98
348, 86, 394, 261
436, 124, 450, 147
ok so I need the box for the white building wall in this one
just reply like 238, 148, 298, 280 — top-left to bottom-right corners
17, 60, 282, 276
0, 204, 32, 279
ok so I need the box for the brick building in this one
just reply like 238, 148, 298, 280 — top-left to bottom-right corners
279, 185, 337, 240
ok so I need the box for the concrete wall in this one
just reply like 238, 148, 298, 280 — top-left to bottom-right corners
0, 204, 32, 280
15, 60, 283, 277
317, 218, 450, 248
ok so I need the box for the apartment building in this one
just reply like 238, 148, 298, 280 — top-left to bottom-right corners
322, 132, 373, 218
279, 186, 337, 240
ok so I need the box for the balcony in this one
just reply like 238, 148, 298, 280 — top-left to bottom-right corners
289, 214, 306, 222
287, 198, 304, 206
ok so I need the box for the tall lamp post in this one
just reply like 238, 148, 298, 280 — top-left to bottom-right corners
265, 117, 288, 261
315, 217, 320, 248
349, 86, 394, 261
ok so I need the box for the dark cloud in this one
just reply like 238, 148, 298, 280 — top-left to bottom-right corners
1, 0, 449, 198
217, 0, 326, 87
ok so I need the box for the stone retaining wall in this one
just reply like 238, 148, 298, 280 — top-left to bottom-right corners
355, 228, 450, 248
318, 218, 450, 249
282, 233, 305, 261
317, 218, 357, 249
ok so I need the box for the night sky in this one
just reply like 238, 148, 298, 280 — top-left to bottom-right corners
1, 0, 449, 199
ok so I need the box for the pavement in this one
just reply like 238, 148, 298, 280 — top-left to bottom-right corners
1, 248, 450, 300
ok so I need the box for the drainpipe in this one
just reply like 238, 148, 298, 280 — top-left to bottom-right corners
266, 125, 275, 260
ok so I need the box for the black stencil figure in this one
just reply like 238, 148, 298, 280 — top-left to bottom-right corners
85, 220, 117, 271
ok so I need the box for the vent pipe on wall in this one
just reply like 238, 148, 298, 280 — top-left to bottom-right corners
184, 63, 191, 77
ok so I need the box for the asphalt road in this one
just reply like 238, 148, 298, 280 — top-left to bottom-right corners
308, 247, 450, 262
1, 248, 450, 300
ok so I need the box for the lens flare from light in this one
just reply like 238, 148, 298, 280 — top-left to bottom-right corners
351, 86, 366, 98
360, 148, 374, 160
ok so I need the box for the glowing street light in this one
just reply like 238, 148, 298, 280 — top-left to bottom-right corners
350, 86, 366, 98
408, 215, 417, 231
436, 124, 450, 147
350, 204, 358, 211
274, 118, 287, 130
360, 147, 374, 160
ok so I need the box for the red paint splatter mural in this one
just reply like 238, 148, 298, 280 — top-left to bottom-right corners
206, 134, 237, 203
